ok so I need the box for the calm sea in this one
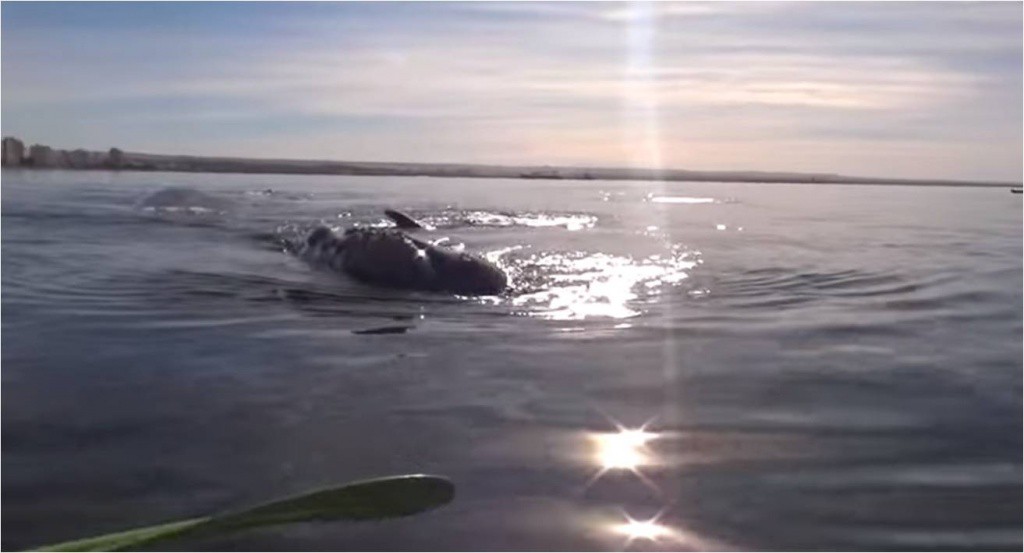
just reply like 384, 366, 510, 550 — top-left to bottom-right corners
2, 170, 1021, 551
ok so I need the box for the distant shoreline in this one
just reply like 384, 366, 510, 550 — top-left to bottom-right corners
2, 137, 1019, 188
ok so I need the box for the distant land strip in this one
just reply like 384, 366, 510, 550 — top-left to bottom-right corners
2, 136, 1019, 188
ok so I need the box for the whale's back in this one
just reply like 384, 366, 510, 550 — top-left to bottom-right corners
300, 226, 506, 295
424, 246, 507, 295
338, 228, 436, 290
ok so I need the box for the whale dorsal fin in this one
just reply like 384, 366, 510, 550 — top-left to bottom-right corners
384, 209, 424, 230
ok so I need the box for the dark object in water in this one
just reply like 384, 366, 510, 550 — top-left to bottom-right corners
1011, 188, 1022, 194
32, 474, 455, 551
352, 325, 414, 335
384, 209, 425, 229
299, 220, 507, 295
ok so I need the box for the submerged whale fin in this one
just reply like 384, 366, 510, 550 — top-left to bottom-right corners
384, 209, 424, 230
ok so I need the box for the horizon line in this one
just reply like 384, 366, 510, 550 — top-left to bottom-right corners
2, 135, 1021, 188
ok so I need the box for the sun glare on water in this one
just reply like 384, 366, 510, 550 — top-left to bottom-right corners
584, 419, 665, 494
612, 516, 677, 543
592, 427, 658, 471
510, 251, 695, 321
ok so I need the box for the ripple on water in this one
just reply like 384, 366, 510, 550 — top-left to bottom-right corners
705, 266, 960, 311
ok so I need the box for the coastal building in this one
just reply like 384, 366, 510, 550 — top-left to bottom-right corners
2, 137, 25, 166
28, 144, 60, 167
67, 149, 89, 168
108, 148, 124, 169
67, 149, 108, 169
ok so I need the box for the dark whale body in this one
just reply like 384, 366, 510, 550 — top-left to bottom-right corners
301, 225, 507, 295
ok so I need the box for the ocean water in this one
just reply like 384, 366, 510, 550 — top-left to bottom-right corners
2, 169, 1021, 551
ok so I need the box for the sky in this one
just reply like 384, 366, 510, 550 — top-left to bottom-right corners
2, 1, 1021, 181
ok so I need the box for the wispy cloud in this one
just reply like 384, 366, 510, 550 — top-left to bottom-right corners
2, 2, 1020, 180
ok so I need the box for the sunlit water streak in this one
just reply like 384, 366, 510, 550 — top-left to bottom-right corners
620, 6, 693, 500
506, 250, 696, 320
440, 210, 598, 231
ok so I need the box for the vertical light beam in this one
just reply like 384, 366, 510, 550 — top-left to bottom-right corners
622, 1, 663, 173
621, 2, 681, 478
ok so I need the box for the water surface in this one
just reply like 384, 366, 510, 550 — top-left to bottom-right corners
3, 170, 1021, 550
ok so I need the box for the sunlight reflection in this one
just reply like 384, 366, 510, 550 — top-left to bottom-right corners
585, 420, 663, 493
591, 428, 657, 471
511, 251, 696, 320
461, 211, 597, 230
607, 510, 704, 550
613, 516, 677, 543
603, 509, 724, 551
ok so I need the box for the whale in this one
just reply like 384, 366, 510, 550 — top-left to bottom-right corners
299, 212, 507, 295
136, 187, 233, 213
